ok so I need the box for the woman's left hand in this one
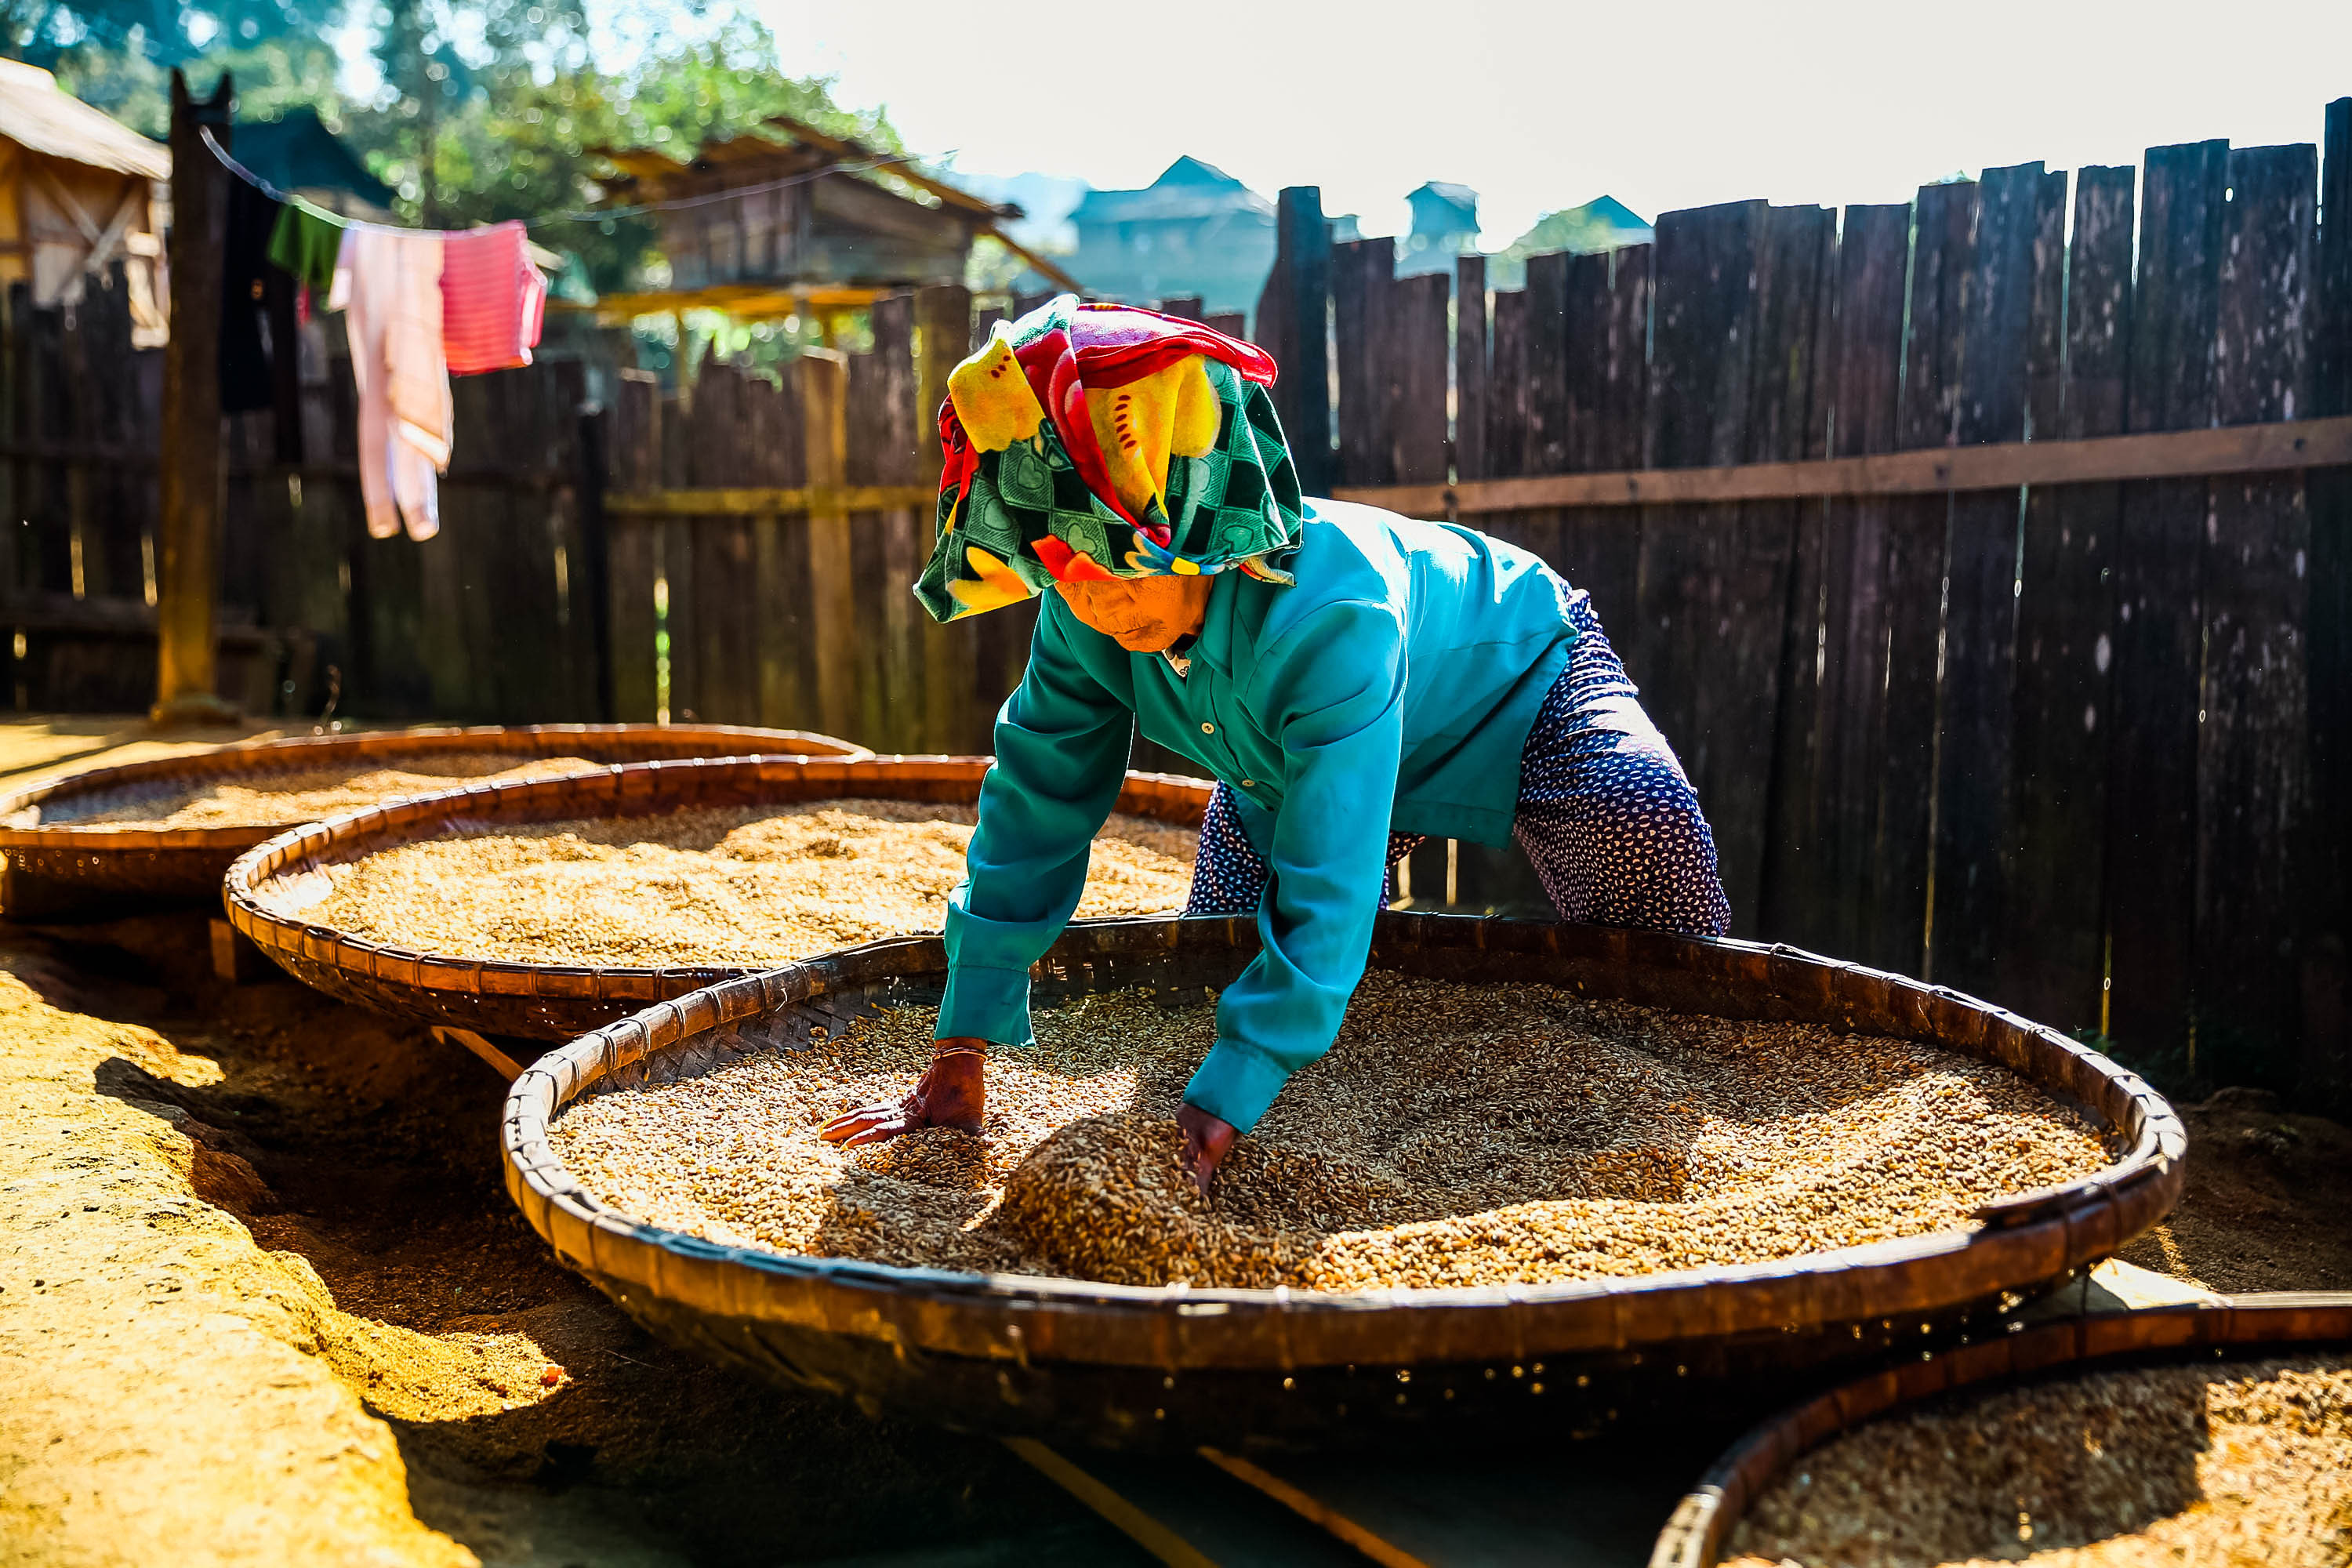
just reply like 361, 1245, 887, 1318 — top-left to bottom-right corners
1174, 1102, 1236, 1197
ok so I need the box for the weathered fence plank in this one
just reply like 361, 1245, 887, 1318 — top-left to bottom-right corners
1454, 256, 1487, 484
2004, 165, 2133, 1033
1332, 238, 1390, 488
607, 372, 660, 720
1554, 245, 1648, 620
1635, 200, 1776, 934
1929, 162, 2054, 1001
2310, 97, 2352, 1100
2110, 138, 2228, 1065
1759, 201, 1910, 959
1386, 271, 1450, 488
2195, 141, 2318, 1075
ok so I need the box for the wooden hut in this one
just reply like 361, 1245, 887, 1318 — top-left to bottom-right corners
590, 114, 1075, 324
0, 58, 170, 345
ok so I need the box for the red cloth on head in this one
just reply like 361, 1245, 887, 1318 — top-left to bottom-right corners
1002, 301, 1277, 526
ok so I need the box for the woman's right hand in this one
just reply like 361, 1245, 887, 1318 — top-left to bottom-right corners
818, 1039, 987, 1146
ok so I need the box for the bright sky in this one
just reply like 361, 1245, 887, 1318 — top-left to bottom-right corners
755, 0, 2352, 244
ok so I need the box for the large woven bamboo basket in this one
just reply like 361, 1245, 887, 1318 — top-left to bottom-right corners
500, 914, 2185, 1451
1649, 1292, 2352, 1567
0, 724, 867, 901
223, 756, 1213, 1040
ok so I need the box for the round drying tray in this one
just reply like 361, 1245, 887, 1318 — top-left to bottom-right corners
0, 724, 868, 901
501, 914, 2186, 1450
1649, 1291, 2352, 1567
223, 756, 1213, 1040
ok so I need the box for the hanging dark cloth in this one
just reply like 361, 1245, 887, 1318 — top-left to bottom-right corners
219, 176, 284, 414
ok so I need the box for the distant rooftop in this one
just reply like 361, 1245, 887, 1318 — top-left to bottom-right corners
1409, 180, 1479, 218
1071, 157, 1274, 226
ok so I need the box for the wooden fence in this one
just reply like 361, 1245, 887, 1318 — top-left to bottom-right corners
1250, 107, 2350, 1101
0, 261, 605, 723
8, 100, 2347, 1101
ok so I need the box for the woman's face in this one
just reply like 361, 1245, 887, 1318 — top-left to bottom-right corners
1055, 574, 1214, 652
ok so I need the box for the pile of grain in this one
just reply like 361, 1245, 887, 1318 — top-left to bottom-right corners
20, 752, 611, 830
550, 971, 2112, 1291
1723, 1355, 2352, 1567
297, 800, 1196, 967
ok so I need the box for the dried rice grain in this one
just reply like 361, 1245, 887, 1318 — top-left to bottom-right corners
550, 971, 2112, 1291
20, 751, 613, 831
1722, 1355, 2352, 1567
296, 799, 1194, 967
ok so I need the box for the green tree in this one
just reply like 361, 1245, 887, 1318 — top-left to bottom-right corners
27, 3, 902, 295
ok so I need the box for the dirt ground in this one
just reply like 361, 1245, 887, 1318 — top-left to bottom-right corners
2, 707, 2343, 1566
0, 909, 1123, 1568
2115, 1087, 2352, 1294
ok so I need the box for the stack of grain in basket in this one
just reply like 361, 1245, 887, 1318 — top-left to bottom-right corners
1720, 1354, 2352, 1567
292, 797, 1196, 970
551, 971, 2115, 1292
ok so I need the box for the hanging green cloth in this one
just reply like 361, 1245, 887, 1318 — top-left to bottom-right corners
266, 198, 344, 297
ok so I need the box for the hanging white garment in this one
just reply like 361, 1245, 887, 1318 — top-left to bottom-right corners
332, 227, 452, 541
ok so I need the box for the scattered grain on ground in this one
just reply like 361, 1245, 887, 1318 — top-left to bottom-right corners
20, 752, 613, 830
1722, 1355, 2352, 1567
2114, 1088, 2352, 1294
297, 800, 1195, 967
551, 971, 2112, 1291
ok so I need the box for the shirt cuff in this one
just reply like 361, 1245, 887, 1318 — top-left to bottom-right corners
1181, 1039, 1291, 1135
935, 963, 1035, 1049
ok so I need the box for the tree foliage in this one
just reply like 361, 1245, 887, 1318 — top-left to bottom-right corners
20, 2, 901, 292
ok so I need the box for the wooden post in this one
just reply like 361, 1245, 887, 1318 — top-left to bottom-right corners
915, 284, 971, 754
1274, 187, 1332, 498
153, 69, 239, 727
2307, 97, 2352, 1107
800, 350, 857, 743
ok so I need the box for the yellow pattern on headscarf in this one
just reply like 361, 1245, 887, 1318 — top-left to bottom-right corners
945, 331, 1047, 452
1084, 357, 1220, 521
944, 545, 1033, 618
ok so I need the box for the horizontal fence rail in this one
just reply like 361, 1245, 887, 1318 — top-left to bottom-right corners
604, 484, 939, 517
1337, 414, 2352, 515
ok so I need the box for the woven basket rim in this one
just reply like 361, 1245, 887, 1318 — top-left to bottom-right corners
495, 913, 2188, 1374
222, 754, 1213, 997
1648, 1292, 2352, 1568
0, 723, 872, 851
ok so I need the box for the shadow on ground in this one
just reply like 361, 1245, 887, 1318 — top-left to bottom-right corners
24, 907, 1136, 1567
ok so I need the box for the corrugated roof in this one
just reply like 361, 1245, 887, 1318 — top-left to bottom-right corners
0, 59, 169, 180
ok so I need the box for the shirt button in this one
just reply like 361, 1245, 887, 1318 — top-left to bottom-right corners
1240, 779, 1255, 787
1200, 721, 1215, 735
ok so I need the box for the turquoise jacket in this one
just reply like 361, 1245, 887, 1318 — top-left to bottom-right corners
935, 500, 1579, 1133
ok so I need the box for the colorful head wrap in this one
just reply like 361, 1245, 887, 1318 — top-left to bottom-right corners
913, 296, 1305, 624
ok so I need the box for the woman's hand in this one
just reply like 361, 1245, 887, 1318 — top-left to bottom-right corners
1174, 1102, 1236, 1196
818, 1040, 986, 1146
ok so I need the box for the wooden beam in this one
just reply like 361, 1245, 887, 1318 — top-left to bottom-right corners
764, 115, 1018, 222
604, 483, 935, 517
978, 224, 1082, 295
430, 1025, 525, 1080
1330, 413, 2352, 517
152, 70, 239, 728
799, 351, 858, 742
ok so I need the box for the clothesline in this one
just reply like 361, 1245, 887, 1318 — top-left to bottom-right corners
197, 125, 938, 237
212, 128, 557, 548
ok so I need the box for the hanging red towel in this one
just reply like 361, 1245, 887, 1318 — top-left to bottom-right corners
441, 220, 546, 376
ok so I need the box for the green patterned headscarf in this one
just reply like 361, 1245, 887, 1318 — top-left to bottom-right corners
913, 296, 1304, 623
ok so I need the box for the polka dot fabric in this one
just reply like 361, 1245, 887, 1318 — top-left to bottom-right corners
1184, 786, 1422, 916
1182, 587, 1730, 937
